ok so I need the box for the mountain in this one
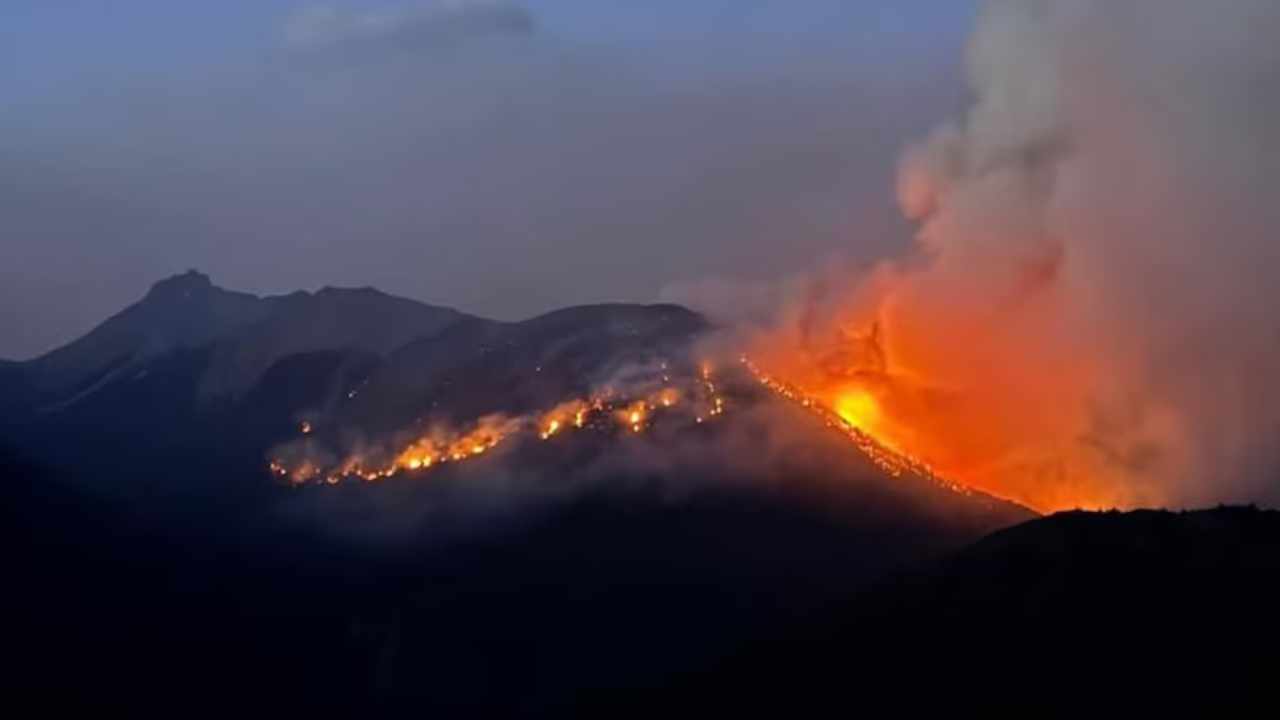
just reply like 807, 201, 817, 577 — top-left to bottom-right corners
640, 506, 1280, 712
340, 303, 708, 432
2, 274, 719, 495
2, 272, 1042, 714
196, 285, 470, 398
0, 360, 31, 418
10, 271, 474, 414
18, 271, 270, 405
0, 271, 1034, 529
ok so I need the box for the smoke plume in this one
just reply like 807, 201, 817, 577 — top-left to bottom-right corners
756, 0, 1280, 510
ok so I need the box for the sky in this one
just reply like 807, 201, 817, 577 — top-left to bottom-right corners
1, 1, 976, 360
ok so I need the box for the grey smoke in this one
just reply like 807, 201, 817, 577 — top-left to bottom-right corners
889, 0, 1280, 506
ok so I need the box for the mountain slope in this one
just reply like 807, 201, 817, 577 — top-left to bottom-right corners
7, 272, 478, 415
2, 431, 1031, 716
1, 275, 716, 501
340, 303, 708, 432
196, 285, 469, 398
22, 271, 270, 400
0, 274, 1052, 715
641, 506, 1280, 713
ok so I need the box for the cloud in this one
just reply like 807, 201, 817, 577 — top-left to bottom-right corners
282, 1, 534, 57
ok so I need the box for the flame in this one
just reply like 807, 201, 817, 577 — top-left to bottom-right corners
541, 419, 562, 440
745, 281, 1139, 512
741, 357, 965, 494
834, 389, 882, 436
270, 355, 1001, 506
621, 402, 647, 433
540, 399, 593, 439
270, 363, 732, 486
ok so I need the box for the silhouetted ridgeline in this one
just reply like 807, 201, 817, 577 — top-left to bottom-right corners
632, 506, 1280, 713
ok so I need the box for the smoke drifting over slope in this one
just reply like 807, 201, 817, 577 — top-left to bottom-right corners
752, 0, 1280, 510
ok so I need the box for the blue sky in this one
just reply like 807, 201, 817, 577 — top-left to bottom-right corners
1, 1, 977, 358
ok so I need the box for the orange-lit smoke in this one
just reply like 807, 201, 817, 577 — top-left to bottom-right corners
747, 272, 1157, 512
749, 0, 1280, 511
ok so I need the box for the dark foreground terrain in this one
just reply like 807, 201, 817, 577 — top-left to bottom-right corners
638, 506, 1280, 714
8, 438, 1278, 714
2, 435, 1021, 716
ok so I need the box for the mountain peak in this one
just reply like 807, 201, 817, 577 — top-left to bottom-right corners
145, 270, 216, 302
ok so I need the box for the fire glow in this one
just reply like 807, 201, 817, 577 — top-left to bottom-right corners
269, 368, 725, 487
269, 352, 994, 507
739, 357, 968, 494
744, 299, 1134, 513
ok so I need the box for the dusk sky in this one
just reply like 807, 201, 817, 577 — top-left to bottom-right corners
2, 1, 976, 359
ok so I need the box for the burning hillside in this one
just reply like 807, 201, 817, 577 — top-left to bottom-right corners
267, 352, 996, 512
268, 361, 730, 487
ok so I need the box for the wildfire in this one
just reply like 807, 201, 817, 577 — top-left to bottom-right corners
834, 390, 880, 433
541, 420, 561, 440
539, 399, 594, 441
740, 357, 953, 488
268, 352, 996, 506
742, 289, 1138, 512
269, 362, 730, 487
622, 403, 646, 433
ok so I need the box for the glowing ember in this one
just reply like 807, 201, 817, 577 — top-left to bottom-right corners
541, 419, 562, 440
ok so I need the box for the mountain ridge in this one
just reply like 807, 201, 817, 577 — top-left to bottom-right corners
1, 274, 1065, 714
619, 505, 1280, 713
0, 272, 721, 500
11, 271, 487, 408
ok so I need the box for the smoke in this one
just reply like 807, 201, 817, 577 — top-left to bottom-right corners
769, 0, 1280, 510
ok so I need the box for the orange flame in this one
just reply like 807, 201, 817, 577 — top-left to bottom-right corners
745, 276, 1147, 513
269, 365, 734, 486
